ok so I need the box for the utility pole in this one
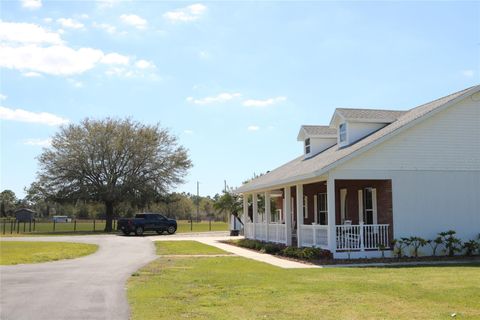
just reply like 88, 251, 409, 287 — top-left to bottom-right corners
196, 181, 200, 223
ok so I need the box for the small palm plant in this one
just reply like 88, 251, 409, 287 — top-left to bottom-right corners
463, 240, 479, 256
392, 238, 407, 258
439, 230, 463, 256
378, 243, 386, 258
427, 236, 444, 256
408, 236, 428, 258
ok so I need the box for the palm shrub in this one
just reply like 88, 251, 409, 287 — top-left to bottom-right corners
427, 236, 444, 256
408, 236, 428, 258
462, 240, 479, 256
392, 238, 408, 258
439, 230, 463, 256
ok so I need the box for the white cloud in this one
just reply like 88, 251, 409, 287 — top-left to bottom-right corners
43, 17, 53, 23
1, 21, 154, 77
101, 53, 130, 65
0, 45, 104, 75
120, 14, 147, 29
0, 21, 62, 45
243, 96, 287, 107
184, 129, 194, 134
247, 125, 260, 131
57, 18, 85, 30
186, 92, 241, 105
164, 3, 206, 22
0, 106, 69, 126
24, 138, 52, 147
0, 94, 6, 101
23, 71, 42, 77
20, 0, 41, 9
92, 22, 117, 34
135, 59, 154, 69
462, 69, 475, 78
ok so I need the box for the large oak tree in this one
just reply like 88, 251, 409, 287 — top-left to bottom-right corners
35, 118, 192, 231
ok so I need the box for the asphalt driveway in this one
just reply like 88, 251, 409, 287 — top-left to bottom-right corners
0, 235, 156, 320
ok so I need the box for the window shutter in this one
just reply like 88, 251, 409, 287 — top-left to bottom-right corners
372, 188, 378, 224
358, 189, 363, 223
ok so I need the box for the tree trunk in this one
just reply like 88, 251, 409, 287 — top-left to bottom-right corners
105, 201, 114, 232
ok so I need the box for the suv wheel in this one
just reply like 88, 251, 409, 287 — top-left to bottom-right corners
135, 226, 144, 236
167, 226, 176, 235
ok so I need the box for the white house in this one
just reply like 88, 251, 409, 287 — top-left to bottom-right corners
235, 85, 480, 258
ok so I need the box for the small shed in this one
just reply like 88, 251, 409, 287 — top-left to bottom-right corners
15, 208, 36, 222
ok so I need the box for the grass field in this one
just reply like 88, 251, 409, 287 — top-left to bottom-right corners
0, 241, 98, 265
128, 241, 480, 320
155, 241, 230, 255
0, 220, 228, 236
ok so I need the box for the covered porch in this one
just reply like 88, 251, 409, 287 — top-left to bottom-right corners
242, 178, 393, 255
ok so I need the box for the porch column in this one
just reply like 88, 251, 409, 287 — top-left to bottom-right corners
296, 184, 304, 247
327, 177, 336, 253
252, 193, 258, 240
242, 193, 248, 236
284, 186, 292, 246
265, 192, 271, 241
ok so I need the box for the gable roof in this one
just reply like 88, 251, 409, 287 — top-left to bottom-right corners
330, 108, 407, 126
297, 125, 337, 141
236, 85, 480, 193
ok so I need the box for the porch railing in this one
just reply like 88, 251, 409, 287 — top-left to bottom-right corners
299, 224, 328, 247
336, 223, 390, 251
244, 222, 287, 244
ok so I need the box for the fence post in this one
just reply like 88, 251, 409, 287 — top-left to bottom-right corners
93, 219, 96, 232
23, 222, 26, 232
2, 219, 5, 234
29, 220, 32, 232
33, 219, 36, 232
10, 220, 13, 234
17, 221, 20, 233
53, 220, 56, 232
209, 219, 211, 231
74, 219, 77, 232
359, 222, 365, 252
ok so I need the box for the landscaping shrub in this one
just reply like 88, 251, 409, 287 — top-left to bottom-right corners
263, 243, 283, 254
439, 230, 463, 256
463, 240, 479, 256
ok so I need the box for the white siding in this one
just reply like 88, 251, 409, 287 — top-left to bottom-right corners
340, 96, 480, 171
347, 122, 386, 145
305, 137, 336, 158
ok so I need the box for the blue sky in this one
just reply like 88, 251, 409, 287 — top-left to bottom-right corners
0, 0, 478, 199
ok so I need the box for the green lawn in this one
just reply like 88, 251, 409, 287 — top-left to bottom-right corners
155, 241, 230, 255
129, 242, 480, 320
0, 220, 228, 236
0, 241, 98, 265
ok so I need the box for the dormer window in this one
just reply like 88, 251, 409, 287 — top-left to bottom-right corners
339, 123, 346, 142
304, 138, 310, 154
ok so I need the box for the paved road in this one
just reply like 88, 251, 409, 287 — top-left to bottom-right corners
0, 235, 157, 320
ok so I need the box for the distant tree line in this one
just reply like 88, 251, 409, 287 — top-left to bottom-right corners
1, 188, 232, 222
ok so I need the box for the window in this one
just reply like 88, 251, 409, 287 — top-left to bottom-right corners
317, 193, 328, 225
303, 196, 308, 218
339, 123, 346, 143
362, 188, 377, 224
305, 138, 311, 154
